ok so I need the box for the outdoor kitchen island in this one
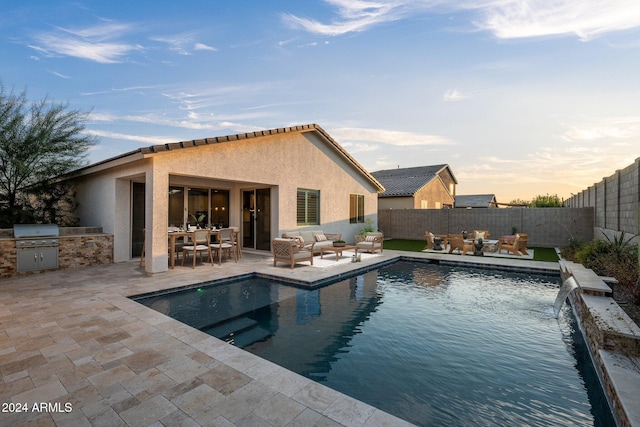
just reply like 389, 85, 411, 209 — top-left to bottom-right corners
0, 226, 113, 279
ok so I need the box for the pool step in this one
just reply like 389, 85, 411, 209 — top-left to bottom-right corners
203, 317, 257, 338
228, 326, 272, 348
201, 316, 272, 348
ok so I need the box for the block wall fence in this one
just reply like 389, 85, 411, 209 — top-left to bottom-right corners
378, 207, 594, 248
566, 157, 639, 242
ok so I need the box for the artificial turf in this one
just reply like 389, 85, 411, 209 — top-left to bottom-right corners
382, 239, 559, 262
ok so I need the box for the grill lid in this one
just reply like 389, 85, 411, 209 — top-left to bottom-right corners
13, 224, 60, 239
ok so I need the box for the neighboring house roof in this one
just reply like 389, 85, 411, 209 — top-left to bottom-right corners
63, 124, 385, 192
455, 194, 498, 208
370, 164, 456, 198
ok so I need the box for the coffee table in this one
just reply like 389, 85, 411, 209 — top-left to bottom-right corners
319, 245, 358, 261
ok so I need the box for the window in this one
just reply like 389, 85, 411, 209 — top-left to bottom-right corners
420, 199, 428, 209
297, 189, 319, 225
349, 194, 365, 223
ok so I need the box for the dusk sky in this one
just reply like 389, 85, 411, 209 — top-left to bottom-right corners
1, 1, 639, 203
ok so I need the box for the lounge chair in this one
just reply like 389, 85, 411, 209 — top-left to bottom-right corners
355, 232, 384, 253
448, 234, 473, 255
424, 231, 448, 250
498, 233, 529, 256
272, 238, 315, 269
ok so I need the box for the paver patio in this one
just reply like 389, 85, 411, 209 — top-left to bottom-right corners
1, 250, 419, 427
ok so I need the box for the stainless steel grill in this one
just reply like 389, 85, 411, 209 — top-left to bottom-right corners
14, 224, 60, 272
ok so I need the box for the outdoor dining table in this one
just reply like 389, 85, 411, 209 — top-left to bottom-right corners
168, 228, 228, 269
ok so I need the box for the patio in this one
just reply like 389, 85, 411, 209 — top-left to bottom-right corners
0, 250, 418, 427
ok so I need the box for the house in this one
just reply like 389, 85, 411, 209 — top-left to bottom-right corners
454, 194, 499, 208
62, 124, 384, 275
371, 165, 457, 209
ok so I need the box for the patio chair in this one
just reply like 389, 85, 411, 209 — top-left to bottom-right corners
498, 233, 529, 256
230, 226, 242, 258
424, 231, 448, 250
182, 229, 214, 268
473, 230, 490, 240
355, 232, 384, 254
210, 228, 238, 265
448, 234, 473, 255
272, 238, 315, 269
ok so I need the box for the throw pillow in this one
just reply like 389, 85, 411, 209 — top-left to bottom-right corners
365, 235, 376, 242
315, 233, 327, 242
429, 232, 435, 241
475, 231, 485, 240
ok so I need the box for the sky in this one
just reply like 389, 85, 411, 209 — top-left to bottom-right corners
1, 1, 639, 203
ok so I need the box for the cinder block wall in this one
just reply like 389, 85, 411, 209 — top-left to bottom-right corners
567, 157, 639, 242
378, 207, 594, 247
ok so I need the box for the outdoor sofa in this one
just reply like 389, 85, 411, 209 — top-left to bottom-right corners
281, 230, 342, 255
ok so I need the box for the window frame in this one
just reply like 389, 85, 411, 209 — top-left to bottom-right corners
297, 188, 320, 225
349, 193, 365, 223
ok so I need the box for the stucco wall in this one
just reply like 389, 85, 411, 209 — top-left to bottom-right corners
378, 197, 413, 210
378, 179, 454, 210
68, 129, 380, 273
413, 180, 454, 209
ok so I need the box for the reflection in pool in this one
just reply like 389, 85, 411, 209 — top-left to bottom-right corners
134, 260, 614, 427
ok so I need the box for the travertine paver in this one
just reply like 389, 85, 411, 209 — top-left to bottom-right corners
1, 250, 419, 426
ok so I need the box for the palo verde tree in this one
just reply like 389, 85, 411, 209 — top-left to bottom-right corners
0, 84, 97, 227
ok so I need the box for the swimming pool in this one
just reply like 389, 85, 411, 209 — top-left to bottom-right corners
133, 260, 615, 426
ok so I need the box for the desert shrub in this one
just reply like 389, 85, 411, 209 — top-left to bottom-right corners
560, 237, 586, 261
575, 234, 639, 302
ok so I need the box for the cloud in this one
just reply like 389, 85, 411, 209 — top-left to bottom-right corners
283, 0, 640, 40
84, 129, 176, 145
47, 69, 71, 79
150, 31, 218, 55
476, 0, 640, 41
561, 116, 640, 141
29, 21, 142, 63
443, 88, 468, 102
282, 0, 416, 36
194, 42, 217, 51
331, 127, 455, 146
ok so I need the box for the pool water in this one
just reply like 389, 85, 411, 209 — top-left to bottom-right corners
134, 261, 615, 426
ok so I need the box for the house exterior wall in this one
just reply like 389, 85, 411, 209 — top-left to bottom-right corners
438, 168, 457, 198
413, 180, 455, 209
73, 161, 148, 263
70, 129, 380, 274
378, 178, 455, 210
378, 197, 414, 210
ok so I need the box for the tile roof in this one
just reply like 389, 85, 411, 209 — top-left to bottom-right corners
455, 194, 498, 208
64, 124, 385, 192
371, 165, 450, 197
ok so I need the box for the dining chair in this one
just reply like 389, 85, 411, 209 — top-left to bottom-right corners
230, 226, 242, 258
182, 229, 214, 268
210, 228, 238, 265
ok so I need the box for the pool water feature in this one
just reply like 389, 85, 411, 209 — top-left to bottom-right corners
134, 261, 615, 427
554, 276, 579, 318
